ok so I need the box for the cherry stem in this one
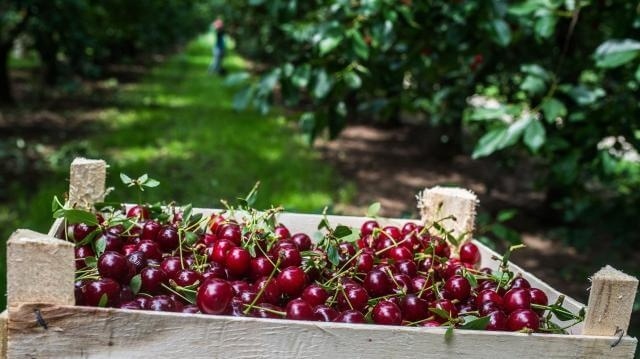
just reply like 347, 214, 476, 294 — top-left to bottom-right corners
243, 257, 282, 315
242, 304, 285, 317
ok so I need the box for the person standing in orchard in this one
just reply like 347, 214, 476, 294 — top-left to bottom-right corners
209, 18, 226, 75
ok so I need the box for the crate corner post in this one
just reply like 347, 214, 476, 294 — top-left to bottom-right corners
418, 186, 478, 240
69, 157, 107, 209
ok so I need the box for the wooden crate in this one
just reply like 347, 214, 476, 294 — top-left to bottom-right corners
1, 158, 638, 358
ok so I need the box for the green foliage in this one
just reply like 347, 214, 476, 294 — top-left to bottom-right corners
221, 0, 640, 249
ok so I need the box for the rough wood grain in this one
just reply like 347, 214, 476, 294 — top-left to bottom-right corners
583, 266, 639, 336
7, 230, 75, 307
418, 186, 478, 241
6, 303, 636, 359
0, 310, 6, 359
68, 157, 107, 209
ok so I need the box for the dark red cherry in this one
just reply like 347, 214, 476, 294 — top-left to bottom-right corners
486, 310, 508, 331
97, 233, 122, 253
277, 247, 302, 268
98, 251, 132, 284
510, 277, 531, 290
127, 205, 150, 220
388, 246, 413, 261
443, 275, 471, 301
140, 267, 167, 294
182, 304, 200, 314
314, 305, 339, 322
285, 298, 315, 321
274, 225, 291, 240
401, 222, 419, 236
225, 247, 251, 277
126, 251, 146, 273
400, 294, 429, 322
503, 288, 532, 313
291, 233, 312, 251
360, 220, 380, 237
137, 240, 163, 261
372, 300, 402, 325
364, 270, 392, 297
337, 284, 369, 312
75, 245, 95, 270
208, 214, 226, 234
302, 284, 329, 307
196, 278, 233, 315
140, 220, 162, 241
277, 266, 307, 297
84, 278, 121, 307
174, 269, 203, 287
119, 301, 141, 310
148, 295, 176, 312
507, 309, 540, 331
250, 256, 275, 280
155, 225, 179, 252
251, 303, 284, 319
529, 288, 548, 314
382, 226, 402, 240
395, 260, 417, 278
334, 310, 366, 324
476, 289, 503, 307
254, 277, 282, 305
433, 299, 458, 323
217, 223, 242, 245
71, 222, 95, 242
459, 242, 481, 265
230, 280, 252, 296
160, 256, 183, 279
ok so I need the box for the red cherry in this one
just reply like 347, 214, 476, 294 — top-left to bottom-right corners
126, 251, 146, 273
274, 225, 291, 240
433, 299, 458, 323
476, 289, 503, 308
285, 298, 315, 321
136, 240, 163, 261
382, 226, 402, 240
160, 256, 183, 279
401, 222, 418, 236
84, 278, 121, 307
356, 252, 375, 273
277, 247, 302, 268
277, 266, 307, 297
208, 214, 226, 234
70, 223, 95, 242
486, 310, 508, 331
174, 269, 203, 287
360, 220, 380, 237
421, 320, 441, 327
302, 284, 329, 307
388, 246, 413, 261
210, 239, 235, 264
127, 205, 150, 220
197, 278, 234, 315
119, 301, 141, 310
148, 295, 176, 312
75, 245, 95, 270
503, 288, 532, 313
364, 270, 392, 297
334, 310, 366, 324
225, 247, 251, 277
254, 277, 282, 305
140, 267, 167, 294
400, 294, 429, 322
395, 260, 417, 278
529, 288, 548, 314
392, 274, 412, 294
182, 304, 200, 314
459, 242, 481, 265
314, 305, 339, 322
251, 303, 284, 319
510, 277, 531, 290
140, 220, 161, 241
337, 284, 369, 312
443, 275, 471, 301
250, 256, 275, 280
217, 223, 242, 245
291, 233, 312, 251
98, 251, 133, 284
154, 225, 179, 252
372, 300, 402, 325
507, 309, 540, 331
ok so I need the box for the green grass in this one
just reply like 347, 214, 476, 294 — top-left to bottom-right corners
0, 35, 354, 309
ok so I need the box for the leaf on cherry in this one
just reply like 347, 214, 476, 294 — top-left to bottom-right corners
444, 326, 454, 342
95, 236, 107, 256
333, 225, 352, 238
98, 293, 108, 308
430, 307, 452, 321
460, 316, 490, 330
84, 256, 97, 268
130, 274, 142, 295
326, 245, 340, 267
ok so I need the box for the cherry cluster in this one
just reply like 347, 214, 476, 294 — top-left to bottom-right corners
69, 203, 575, 333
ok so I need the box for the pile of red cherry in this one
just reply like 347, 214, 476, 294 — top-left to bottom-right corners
71, 204, 551, 332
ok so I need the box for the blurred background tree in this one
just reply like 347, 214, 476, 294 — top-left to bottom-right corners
221, 0, 640, 251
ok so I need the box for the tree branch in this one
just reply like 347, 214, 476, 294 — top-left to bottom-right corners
1, 7, 32, 48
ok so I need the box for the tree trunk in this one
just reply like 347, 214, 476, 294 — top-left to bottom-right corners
34, 31, 59, 86
0, 44, 14, 105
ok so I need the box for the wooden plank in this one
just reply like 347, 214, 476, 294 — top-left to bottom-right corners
0, 310, 6, 359
6, 303, 637, 359
583, 266, 639, 336
418, 186, 478, 241
68, 157, 107, 209
7, 230, 75, 307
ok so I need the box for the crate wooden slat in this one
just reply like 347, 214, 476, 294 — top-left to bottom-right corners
3, 158, 638, 358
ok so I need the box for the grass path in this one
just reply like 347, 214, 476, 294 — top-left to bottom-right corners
0, 36, 351, 308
